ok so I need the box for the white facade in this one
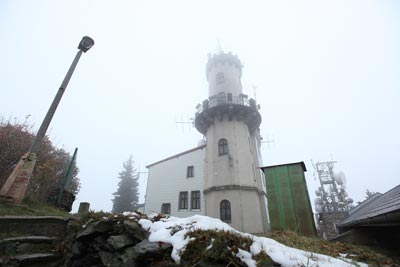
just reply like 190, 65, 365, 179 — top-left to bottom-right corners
144, 146, 206, 217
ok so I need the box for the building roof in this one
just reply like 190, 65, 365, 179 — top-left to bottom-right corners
348, 192, 382, 216
146, 144, 206, 168
338, 184, 400, 229
260, 161, 307, 172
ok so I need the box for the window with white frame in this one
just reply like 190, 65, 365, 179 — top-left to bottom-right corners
179, 191, 188, 210
187, 166, 194, 178
191, 191, 200, 210
161, 203, 171, 214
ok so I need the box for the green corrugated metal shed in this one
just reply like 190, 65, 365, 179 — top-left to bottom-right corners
261, 162, 316, 237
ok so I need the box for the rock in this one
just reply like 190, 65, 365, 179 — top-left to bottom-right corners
121, 239, 172, 265
198, 260, 228, 267
98, 249, 123, 267
67, 253, 103, 267
124, 220, 149, 241
94, 236, 108, 249
65, 217, 176, 267
107, 234, 135, 250
71, 241, 85, 255
134, 239, 172, 259
76, 221, 114, 239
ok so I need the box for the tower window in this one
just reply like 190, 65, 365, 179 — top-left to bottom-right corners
187, 166, 194, 178
220, 200, 231, 222
161, 203, 171, 214
191, 191, 201, 210
218, 138, 228, 156
179, 191, 188, 210
216, 72, 225, 85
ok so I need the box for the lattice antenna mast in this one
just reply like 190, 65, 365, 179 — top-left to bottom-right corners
313, 160, 353, 213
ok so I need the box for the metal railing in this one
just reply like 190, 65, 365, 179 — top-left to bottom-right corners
196, 93, 256, 114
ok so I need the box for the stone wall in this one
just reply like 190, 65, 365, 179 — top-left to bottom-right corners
65, 215, 174, 267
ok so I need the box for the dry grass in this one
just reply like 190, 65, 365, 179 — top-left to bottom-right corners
0, 197, 70, 217
261, 230, 399, 267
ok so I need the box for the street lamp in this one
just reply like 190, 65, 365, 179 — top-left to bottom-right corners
78, 36, 95, 52
0, 36, 94, 204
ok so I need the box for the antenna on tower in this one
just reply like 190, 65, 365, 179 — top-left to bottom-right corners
261, 135, 275, 149
217, 39, 223, 53
252, 85, 257, 102
175, 114, 194, 133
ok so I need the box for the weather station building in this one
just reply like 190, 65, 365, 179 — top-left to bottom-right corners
144, 52, 269, 233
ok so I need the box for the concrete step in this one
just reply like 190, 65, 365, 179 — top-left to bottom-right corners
0, 236, 62, 257
0, 253, 62, 267
0, 216, 70, 237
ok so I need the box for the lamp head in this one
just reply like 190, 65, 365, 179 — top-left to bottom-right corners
78, 36, 94, 52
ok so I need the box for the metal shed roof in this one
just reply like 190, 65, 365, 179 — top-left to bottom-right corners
260, 161, 307, 172
338, 184, 400, 229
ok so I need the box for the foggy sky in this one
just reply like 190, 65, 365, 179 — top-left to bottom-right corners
0, 0, 399, 212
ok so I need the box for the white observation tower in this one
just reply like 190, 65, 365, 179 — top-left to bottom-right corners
195, 52, 269, 233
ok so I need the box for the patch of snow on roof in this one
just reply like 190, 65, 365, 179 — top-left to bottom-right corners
138, 215, 368, 267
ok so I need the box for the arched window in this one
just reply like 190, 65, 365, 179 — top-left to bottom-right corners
220, 200, 231, 222
216, 72, 225, 85
218, 138, 228, 156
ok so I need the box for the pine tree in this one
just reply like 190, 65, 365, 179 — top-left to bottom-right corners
364, 189, 377, 199
111, 156, 139, 213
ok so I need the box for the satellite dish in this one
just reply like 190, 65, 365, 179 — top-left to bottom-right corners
347, 198, 353, 204
334, 171, 346, 185
314, 198, 322, 205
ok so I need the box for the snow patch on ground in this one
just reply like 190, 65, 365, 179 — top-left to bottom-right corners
138, 215, 368, 267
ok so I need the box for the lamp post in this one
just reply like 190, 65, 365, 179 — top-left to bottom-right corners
0, 36, 94, 204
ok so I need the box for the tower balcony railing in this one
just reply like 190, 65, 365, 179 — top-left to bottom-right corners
194, 92, 261, 135
195, 92, 257, 115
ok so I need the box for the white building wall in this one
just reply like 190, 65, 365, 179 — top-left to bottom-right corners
144, 146, 206, 218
